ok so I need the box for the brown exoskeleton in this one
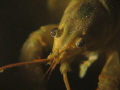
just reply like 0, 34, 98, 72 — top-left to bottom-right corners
0, 0, 120, 90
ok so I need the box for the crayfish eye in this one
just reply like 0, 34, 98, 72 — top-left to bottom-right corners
76, 38, 86, 47
50, 27, 58, 37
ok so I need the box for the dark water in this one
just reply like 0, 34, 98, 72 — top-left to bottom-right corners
0, 0, 105, 90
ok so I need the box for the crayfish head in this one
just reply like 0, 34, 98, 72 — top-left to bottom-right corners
47, 26, 87, 67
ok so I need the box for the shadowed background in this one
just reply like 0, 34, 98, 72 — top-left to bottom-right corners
0, 0, 105, 90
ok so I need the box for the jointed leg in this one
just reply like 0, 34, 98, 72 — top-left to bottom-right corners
79, 51, 99, 78
97, 51, 120, 90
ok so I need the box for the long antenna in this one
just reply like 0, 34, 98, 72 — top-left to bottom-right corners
0, 59, 51, 72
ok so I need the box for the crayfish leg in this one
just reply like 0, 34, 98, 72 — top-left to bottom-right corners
97, 51, 120, 90
79, 51, 99, 78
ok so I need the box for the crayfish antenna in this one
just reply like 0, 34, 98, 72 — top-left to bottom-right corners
63, 72, 71, 90
42, 58, 58, 81
41, 61, 54, 81
60, 63, 71, 90
0, 59, 51, 72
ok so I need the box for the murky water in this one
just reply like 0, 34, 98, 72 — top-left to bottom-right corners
0, 0, 105, 90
